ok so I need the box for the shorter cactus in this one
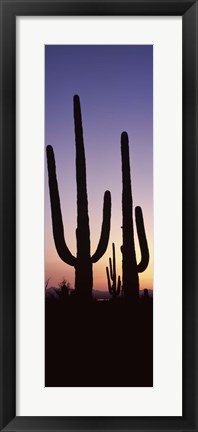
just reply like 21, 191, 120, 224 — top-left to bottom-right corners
106, 243, 121, 298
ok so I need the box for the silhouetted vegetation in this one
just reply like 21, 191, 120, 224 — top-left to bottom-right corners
58, 278, 71, 301
45, 277, 51, 290
46, 95, 111, 299
106, 243, 121, 298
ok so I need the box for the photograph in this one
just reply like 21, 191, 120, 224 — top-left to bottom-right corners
45, 45, 153, 387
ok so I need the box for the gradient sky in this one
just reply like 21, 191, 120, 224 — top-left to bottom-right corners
45, 45, 153, 291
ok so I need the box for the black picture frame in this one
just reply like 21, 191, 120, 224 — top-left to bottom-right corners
0, 0, 197, 431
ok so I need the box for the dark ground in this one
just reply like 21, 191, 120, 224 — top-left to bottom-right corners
45, 295, 153, 387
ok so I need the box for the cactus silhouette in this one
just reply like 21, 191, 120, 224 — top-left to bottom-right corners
106, 243, 121, 298
46, 95, 111, 299
121, 131, 149, 300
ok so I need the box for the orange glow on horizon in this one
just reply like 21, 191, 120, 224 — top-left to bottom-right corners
45, 228, 153, 292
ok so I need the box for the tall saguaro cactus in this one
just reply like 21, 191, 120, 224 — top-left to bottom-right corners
46, 95, 111, 299
121, 132, 149, 300
106, 243, 121, 298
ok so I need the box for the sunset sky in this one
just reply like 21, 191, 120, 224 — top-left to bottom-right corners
45, 45, 153, 291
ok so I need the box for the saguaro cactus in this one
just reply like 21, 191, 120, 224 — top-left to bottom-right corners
121, 131, 149, 300
47, 95, 111, 299
106, 243, 121, 298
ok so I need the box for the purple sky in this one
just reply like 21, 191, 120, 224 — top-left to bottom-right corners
45, 45, 153, 290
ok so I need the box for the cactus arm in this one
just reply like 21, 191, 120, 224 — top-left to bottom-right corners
135, 206, 149, 273
106, 243, 121, 297
91, 190, 111, 263
107, 260, 115, 296
109, 257, 113, 280
106, 266, 111, 292
112, 242, 116, 286
46, 145, 76, 266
